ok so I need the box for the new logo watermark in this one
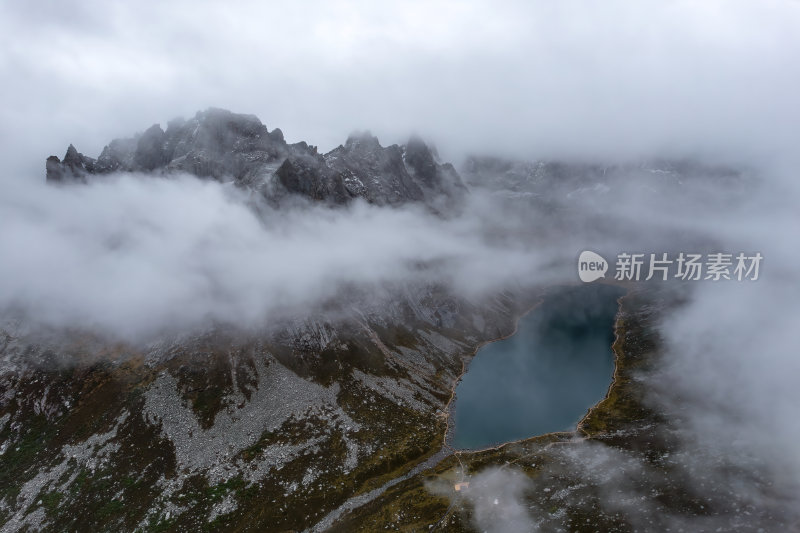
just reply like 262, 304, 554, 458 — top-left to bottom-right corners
578, 251, 762, 282
578, 251, 609, 282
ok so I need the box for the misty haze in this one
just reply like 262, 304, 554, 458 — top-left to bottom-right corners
1, 2, 798, 533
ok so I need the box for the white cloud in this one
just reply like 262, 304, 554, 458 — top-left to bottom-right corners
0, 174, 550, 338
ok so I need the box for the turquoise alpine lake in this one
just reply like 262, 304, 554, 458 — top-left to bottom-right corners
452, 284, 624, 449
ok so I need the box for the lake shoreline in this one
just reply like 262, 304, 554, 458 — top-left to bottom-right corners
446, 282, 629, 454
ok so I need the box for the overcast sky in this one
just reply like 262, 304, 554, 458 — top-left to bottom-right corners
2, 0, 799, 181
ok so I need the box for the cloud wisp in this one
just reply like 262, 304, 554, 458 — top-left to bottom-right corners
0, 174, 551, 339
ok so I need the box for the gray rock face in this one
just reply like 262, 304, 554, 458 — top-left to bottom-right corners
45, 108, 466, 209
134, 124, 167, 171
324, 131, 425, 206
46, 145, 95, 183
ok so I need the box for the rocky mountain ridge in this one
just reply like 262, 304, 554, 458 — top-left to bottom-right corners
45, 108, 466, 209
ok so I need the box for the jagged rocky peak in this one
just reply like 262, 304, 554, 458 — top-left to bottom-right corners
402, 134, 467, 205
319, 131, 467, 208
404, 134, 443, 188
134, 124, 167, 171
46, 144, 93, 183
46, 108, 287, 183
45, 108, 467, 209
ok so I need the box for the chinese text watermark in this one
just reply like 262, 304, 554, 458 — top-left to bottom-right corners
578, 251, 762, 282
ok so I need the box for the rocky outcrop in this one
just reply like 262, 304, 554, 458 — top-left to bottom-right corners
45, 108, 467, 209
276, 152, 350, 203
46, 109, 289, 184
46, 145, 95, 183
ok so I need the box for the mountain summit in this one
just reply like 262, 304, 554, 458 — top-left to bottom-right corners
45, 108, 466, 208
